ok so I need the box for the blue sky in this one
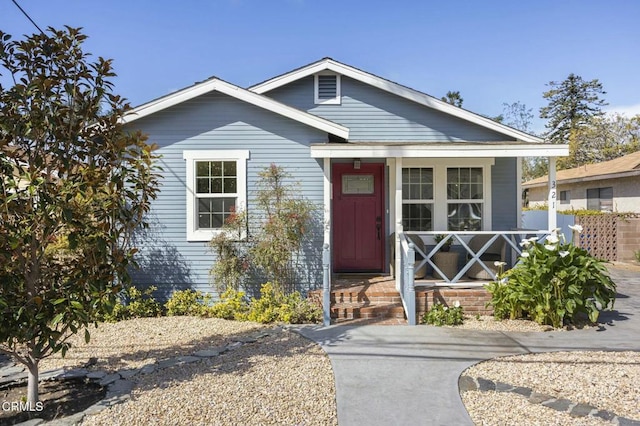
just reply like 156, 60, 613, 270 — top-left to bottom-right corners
2, 0, 639, 134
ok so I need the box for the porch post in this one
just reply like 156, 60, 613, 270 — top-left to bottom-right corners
322, 158, 331, 326
548, 157, 557, 231
323, 158, 331, 251
394, 157, 403, 291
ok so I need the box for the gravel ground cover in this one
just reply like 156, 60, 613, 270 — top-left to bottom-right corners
81, 328, 337, 426
39, 317, 267, 372
462, 351, 640, 423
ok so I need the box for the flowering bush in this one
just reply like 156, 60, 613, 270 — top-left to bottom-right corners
486, 225, 616, 328
422, 301, 464, 326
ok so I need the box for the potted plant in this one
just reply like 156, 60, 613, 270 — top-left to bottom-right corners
434, 234, 453, 252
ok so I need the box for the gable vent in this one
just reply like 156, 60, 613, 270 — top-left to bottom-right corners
315, 74, 341, 104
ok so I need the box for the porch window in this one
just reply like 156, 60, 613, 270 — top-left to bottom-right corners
402, 168, 433, 231
560, 190, 570, 204
183, 150, 249, 241
446, 167, 483, 231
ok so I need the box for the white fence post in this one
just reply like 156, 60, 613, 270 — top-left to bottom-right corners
405, 242, 416, 325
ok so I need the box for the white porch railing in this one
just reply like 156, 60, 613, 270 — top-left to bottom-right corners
398, 232, 417, 325
397, 229, 550, 325
409, 230, 550, 283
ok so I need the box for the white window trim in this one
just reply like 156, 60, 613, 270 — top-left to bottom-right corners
402, 158, 493, 231
183, 150, 249, 242
314, 73, 341, 105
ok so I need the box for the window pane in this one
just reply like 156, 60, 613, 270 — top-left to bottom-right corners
460, 183, 470, 199
211, 213, 224, 229
402, 203, 433, 231
211, 161, 222, 176
471, 183, 483, 199
211, 198, 223, 212
410, 184, 420, 199
224, 177, 237, 193
447, 168, 458, 183
223, 161, 236, 176
447, 202, 482, 231
211, 178, 222, 193
196, 162, 209, 177
198, 199, 212, 213
471, 168, 483, 183
421, 184, 433, 199
447, 183, 459, 199
196, 178, 209, 194
198, 214, 211, 228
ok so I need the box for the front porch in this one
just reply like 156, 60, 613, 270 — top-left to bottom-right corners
313, 145, 567, 326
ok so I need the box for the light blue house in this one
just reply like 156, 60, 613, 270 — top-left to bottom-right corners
123, 58, 567, 311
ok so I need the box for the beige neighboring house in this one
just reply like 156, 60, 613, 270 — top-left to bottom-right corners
523, 151, 640, 213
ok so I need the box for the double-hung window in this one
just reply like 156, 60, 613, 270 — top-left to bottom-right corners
447, 167, 483, 231
183, 150, 249, 241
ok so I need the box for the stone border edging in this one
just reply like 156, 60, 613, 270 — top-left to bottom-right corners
459, 375, 640, 426
10, 325, 284, 426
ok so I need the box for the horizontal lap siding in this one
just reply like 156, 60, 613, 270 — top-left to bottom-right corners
267, 76, 512, 142
127, 92, 327, 299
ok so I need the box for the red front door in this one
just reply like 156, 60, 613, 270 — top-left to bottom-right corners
332, 162, 385, 272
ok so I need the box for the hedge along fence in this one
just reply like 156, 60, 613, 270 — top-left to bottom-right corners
522, 210, 640, 262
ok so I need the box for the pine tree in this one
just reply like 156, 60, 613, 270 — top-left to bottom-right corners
539, 74, 608, 146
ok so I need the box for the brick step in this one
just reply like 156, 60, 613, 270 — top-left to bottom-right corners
331, 302, 406, 320
309, 289, 402, 304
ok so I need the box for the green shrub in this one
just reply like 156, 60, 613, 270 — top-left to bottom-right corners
246, 282, 321, 324
422, 301, 464, 326
165, 289, 212, 316
486, 228, 616, 328
635, 249, 640, 263
208, 289, 249, 320
278, 291, 322, 324
99, 286, 162, 322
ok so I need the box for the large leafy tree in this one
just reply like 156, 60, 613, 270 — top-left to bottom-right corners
570, 113, 640, 165
0, 27, 160, 405
539, 74, 608, 168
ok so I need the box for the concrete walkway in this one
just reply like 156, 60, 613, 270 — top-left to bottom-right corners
296, 265, 640, 426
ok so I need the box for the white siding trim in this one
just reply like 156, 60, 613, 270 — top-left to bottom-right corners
183, 150, 250, 242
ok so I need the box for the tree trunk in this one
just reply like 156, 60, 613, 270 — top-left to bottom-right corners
26, 359, 39, 406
